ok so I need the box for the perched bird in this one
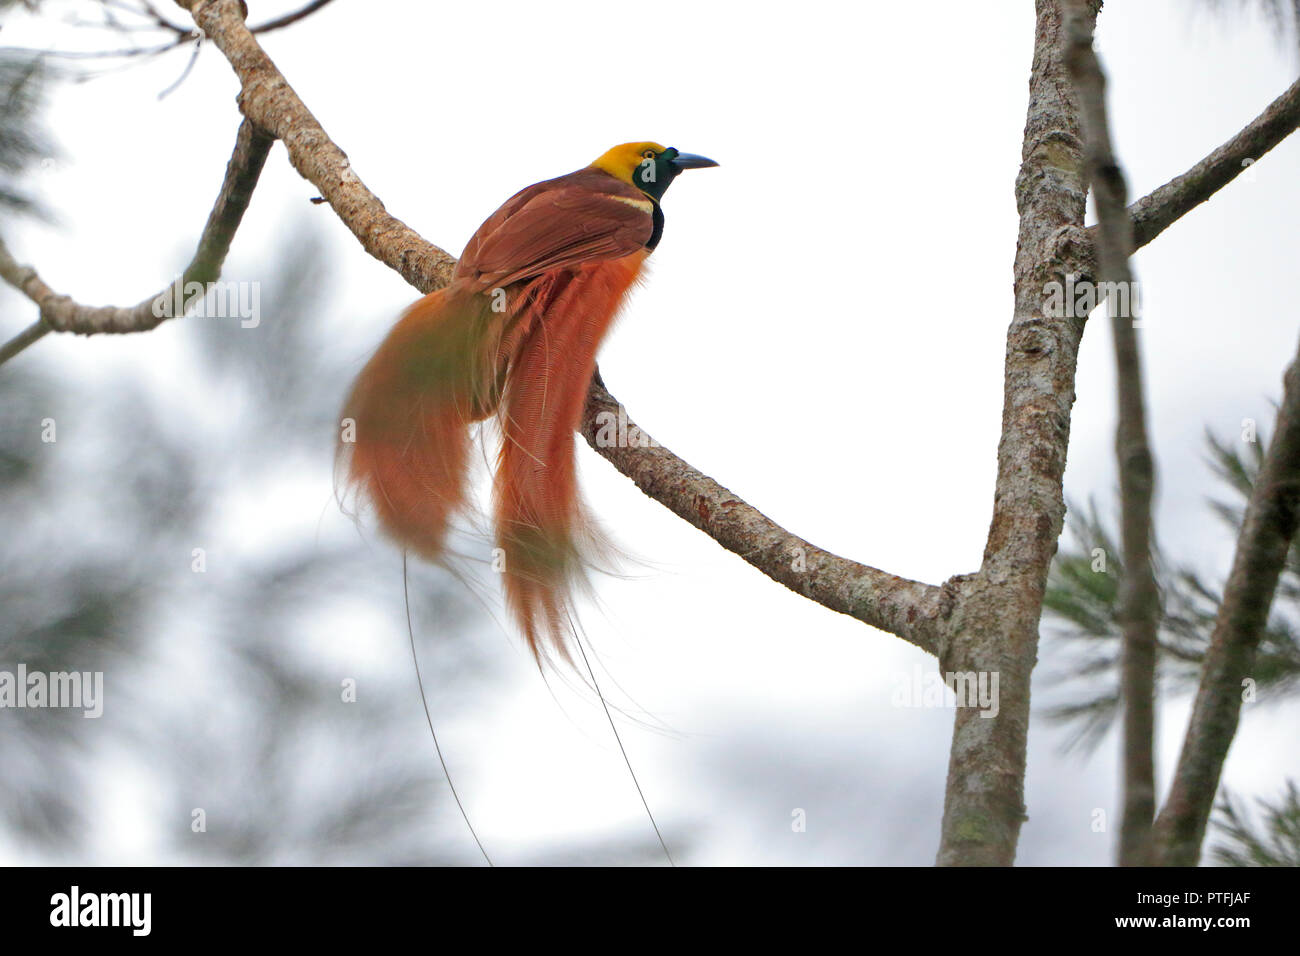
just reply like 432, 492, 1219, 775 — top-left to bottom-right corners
340, 142, 717, 665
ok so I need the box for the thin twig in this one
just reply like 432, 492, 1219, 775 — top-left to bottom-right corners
248, 0, 336, 35
1121, 73, 1300, 252
157, 30, 201, 99
2, 0, 332, 65
0, 319, 48, 364
1066, 1, 1161, 868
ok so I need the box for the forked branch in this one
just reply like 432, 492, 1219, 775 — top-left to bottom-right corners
0, 118, 272, 363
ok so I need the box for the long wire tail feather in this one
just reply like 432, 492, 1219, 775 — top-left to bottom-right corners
571, 623, 676, 866
404, 552, 494, 866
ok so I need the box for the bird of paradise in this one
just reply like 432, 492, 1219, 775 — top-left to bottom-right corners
340, 142, 717, 666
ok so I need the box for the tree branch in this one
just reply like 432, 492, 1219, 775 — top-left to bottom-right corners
934, 0, 1099, 867
581, 377, 947, 654
1152, 344, 1300, 865
1065, 3, 1160, 868
0, 316, 47, 365
173, 0, 456, 294
168, 0, 942, 648
0, 117, 272, 363
1122, 73, 1300, 252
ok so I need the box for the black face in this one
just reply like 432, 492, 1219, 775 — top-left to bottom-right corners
632, 147, 718, 203
633, 147, 683, 203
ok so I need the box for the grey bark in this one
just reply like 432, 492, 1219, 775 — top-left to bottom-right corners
932, 0, 1098, 866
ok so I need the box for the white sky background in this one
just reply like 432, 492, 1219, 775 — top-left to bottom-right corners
3, 0, 1300, 865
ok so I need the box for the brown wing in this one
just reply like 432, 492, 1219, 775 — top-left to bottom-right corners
454, 167, 653, 291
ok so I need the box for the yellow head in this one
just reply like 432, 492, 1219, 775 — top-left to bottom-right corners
590, 142, 718, 201
592, 142, 669, 183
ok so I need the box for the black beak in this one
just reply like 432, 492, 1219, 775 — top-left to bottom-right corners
669, 152, 719, 171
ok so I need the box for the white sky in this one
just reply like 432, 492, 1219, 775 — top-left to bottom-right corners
3, 0, 1300, 865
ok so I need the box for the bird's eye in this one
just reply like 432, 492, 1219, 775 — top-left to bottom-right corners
642, 149, 655, 160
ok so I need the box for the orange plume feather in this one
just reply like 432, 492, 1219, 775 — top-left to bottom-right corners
339, 144, 714, 665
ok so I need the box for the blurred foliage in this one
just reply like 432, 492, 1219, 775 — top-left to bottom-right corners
1200, 0, 1300, 55
0, 42, 55, 219
1045, 428, 1300, 866
1042, 429, 1300, 755
1211, 782, 1300, 866
0, 228, 502, 863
